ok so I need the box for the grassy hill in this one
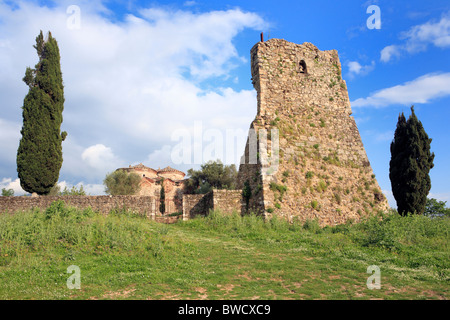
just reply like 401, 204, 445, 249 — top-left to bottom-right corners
0, 200, 448, 300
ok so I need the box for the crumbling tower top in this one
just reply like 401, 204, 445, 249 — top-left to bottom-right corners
250, 38, 352, 118
238, 38, 389, 225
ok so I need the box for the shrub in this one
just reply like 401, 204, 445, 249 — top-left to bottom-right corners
424, 198, 450, 217
242, 180, 252, 211
316, 180, 327, 193
311, 200, 319, 210
334, 193, 341, 204
104, 170, 141, 195
305, 171, 314, 179
269, 182, 288, 201
303, 218, 321, 233
1, 188, 14, 197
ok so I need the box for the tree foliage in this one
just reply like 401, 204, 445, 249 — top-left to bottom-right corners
48, 184, 86, 196
185, 160, 238, 194
242, 180, 252, 212
424, 198, 450, 217
103, 170, 141, 195
389, 106, 434, 215
1, 188, 14, 197
17, 30, 67, 195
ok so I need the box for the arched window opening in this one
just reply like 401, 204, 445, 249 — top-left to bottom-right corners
299, 60, 307, 74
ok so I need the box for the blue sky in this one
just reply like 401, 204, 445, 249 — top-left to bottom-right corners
0, 0, 449, 208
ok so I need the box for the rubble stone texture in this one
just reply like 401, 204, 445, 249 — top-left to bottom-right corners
238, 38, 389, 226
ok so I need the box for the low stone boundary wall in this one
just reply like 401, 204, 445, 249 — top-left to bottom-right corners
182, 189, 243, 220
0, 195, 157, 217
212, 189, 243, 215
1, 189, 245, 223
182, 192, 213, 220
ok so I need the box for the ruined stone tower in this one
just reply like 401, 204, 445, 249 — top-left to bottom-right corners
238, 38, 389, 226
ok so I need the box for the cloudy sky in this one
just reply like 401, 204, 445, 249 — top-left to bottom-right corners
1, 0, 449, 207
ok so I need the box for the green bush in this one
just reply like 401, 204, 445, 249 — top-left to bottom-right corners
0, 201, 166, 260
269, 182, 287, 201
305, 171, 314, 179
317, 180, 327, 192
310, 200, 319, 210
1, 188, 14, 197
424, 198, 450, 217
302, 218, 321, 234
104, 170, 141, 195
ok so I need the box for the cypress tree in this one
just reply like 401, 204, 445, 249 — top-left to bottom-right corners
389, 106, 434, 215
17, 31, 67, 195
160, 178, 166, 214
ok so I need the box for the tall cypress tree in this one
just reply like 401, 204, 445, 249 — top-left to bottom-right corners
159, 178, 166, 214
17, 31, 67, 195
389, 106, 434, 215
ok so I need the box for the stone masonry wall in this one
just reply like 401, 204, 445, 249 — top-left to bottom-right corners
182, 189, 243, 220
211, 189, 243, 215
182, 193, 213, 220
1, 190, 243, 223
0, 195, 158, 218
238, 38, 389, 226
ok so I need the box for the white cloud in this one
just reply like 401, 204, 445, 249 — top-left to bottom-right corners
348, 61, 363, 74
354, 116, 371, 125
56, 180, 105, 195
403, 14, 450, 51
380, 45, 401, 62
364, 130, 394, 143
81, 144, 124, 172
347, 60, 375, 77
0, 177, 105, 196
0, 118, 21, 163
380, 14, 450, 62
429, 192, 450, 204
372, 189, 450, 210
146, 145, 175, 170
0, 2, 266, 187
0, 178, 25, 196
374, 131, 394, 142
351, 72, 450, 108
184, 1, 197, 7
81, 183, 105, 195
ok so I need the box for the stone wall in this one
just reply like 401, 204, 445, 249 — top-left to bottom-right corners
238, 38, 389, 226
182, 193, 213, 220
1, 189, 244, 223
182, 189, 243, 220
211, 189, 243, 215
0, 195, 158, 218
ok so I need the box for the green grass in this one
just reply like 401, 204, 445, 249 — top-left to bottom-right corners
0, 200, 448, 300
